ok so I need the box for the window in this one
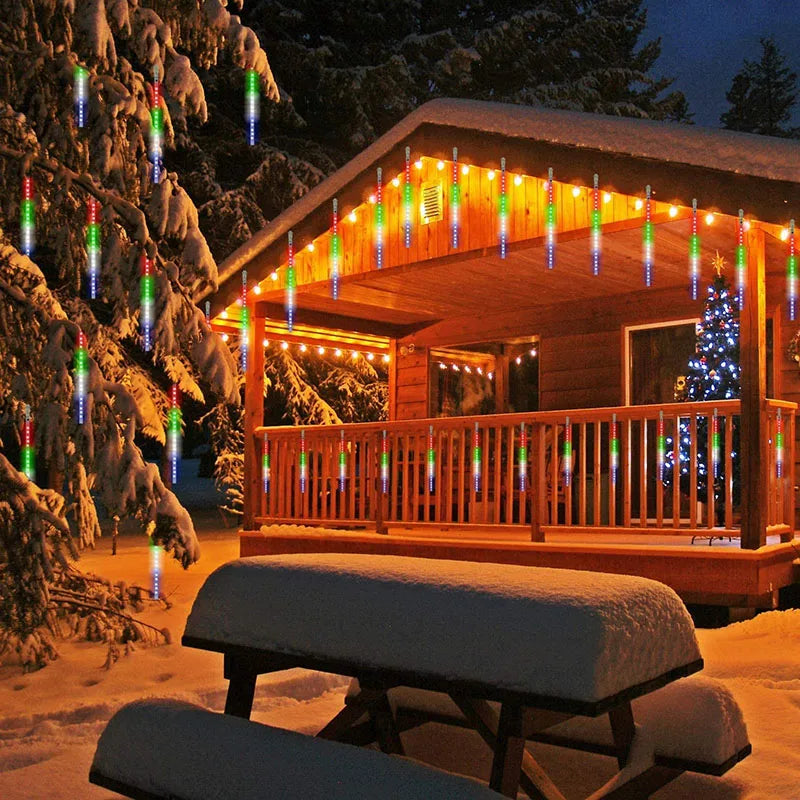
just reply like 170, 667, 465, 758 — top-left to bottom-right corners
626, 321, 698, 406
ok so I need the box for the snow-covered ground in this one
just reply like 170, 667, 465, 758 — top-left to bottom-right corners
1, 515, 799, 799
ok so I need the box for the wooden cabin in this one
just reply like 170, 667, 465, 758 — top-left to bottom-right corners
207, 99, 800, 608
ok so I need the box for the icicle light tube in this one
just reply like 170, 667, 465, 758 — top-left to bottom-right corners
643, 185, 654, 287
74, 329, 89, 425
563, 417, 572, 487
245, 68, 260, 145
427, 425, 435, 493
167, 384, 181, 484
689, 199, 700, 300
381, 430, 389, 494
299, 429, 307, 493
451, 147, 460, 249
472, 422, 481, 492
262, 433, 270, 494
20, 176, 34, 256
149, 66, 163, 184
140, 254, 154, 351
339, 430, 346, 492
375, 169, 384, 269
776, 409, 784, 479
286, 231, 295, 331
403, 147, 412, 248
74, 64, 88, 128
519, 422, 527, 493
205, 300, 211, 326
787, 219, 797, 321
545, 167, 556, 269
86, 199, 101, 299
240, 270, 249, 372
150, 534, 161, 600
657, 411, 665, 482
610, 414, 619, 486
737, 209, 746, 309
711, 408, 720, 479
21, 404, 35, 481
591, 174, 601, 276
498, 157, 508, 259
331, 199, 340, 299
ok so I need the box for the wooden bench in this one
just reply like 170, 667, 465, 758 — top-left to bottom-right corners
89, 699, 504, 799
180, 553, 711, 798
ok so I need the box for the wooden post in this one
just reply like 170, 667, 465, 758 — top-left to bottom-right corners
242, 305, 264, 531
387, 339, 398, 421
495, 350, 510, 414
740, 227, 768, 549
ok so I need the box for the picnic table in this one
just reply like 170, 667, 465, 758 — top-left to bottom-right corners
170, 553, 745, 799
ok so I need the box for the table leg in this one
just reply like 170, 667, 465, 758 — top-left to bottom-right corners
223, 654, 257, 719
317, 687, 386, 742
490, 702, 525, 797
609, 702, 636, 769
373, 693, 405, 755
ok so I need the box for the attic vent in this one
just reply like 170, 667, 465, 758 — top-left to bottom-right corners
420, 181, 443, 224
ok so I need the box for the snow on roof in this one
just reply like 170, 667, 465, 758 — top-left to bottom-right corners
210, 98, 800, 296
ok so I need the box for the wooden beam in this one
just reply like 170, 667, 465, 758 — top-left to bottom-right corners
740, 227, 769, 549
243, 304, 265, 530
388, 339, 398, 421
495, 351, 510, 413
253, 301, 426, 339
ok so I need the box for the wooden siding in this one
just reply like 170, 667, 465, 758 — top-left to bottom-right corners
393, 346, 429, 420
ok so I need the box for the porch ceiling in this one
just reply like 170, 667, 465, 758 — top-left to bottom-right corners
251, 216, 787, 334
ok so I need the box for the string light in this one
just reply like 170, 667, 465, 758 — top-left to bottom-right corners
451, 147, 460, 249
299, 429, 307, 493
736, 209, 746, 309
339, 430, 346, 492
563, 417, 572, 487
689, 199, 700, 300
591, 173, 601, 276
519, 422, 527, 493
375, 168, 384, 269
776, 408, 784, 479
150, 532, 161, 600
286, 231, 295, 331
787, 219, 796, 320
20, 175, 35, 256
711, 408, 720, 479
21, 404, 35, 481
74, 329, 88, 425
427, 424, 435, 493
643, 185, 653, 287
499, 157, 508, 259
381, 430, 389, 494
168, 384, 181, 485
205, 301, 211, 326
74, 64, 88, 128
244, 68, 260, 145
545, 167, 556, 269
84, 198, 101, 299
263, 432, 270, 493
331, 199, 340, 299
610, 413, 618, 487
404, 146, 412, 248
240, 270, 249, 372
149, 66, 163, 183
657, 410, 665, 482
140, 254, 154, 351
472, 422, 481, 492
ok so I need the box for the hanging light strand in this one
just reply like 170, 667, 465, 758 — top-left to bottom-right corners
168, 384, 181, 485
381, 430, 389, 494
711, 408, 720, 480
787, 219, 797, 321
375, 168, 384, 269
563, 417, 572, 487
140, 254, 155, 351
20, 175, 35, 256
21, 404, 35, 482
591, 173, 601, 276
610, 413, 619, 487
339, 430, 347, 492
299, 429, 307, 493
240, 270, 249, 372
776, 409, 784, 479
427, 424, 435, 493
545, 167, 556, 269
245, 68, 260, 145
74, 329, 89, 425
86, 199, 101, 299
331, 199, 340, 299
150, 534, 161, 600
643, 185, 654, 287
451, 147, 460, 249
286, 231, 295, 332
403, 146, 412, 248
74, 64, 88, 128
519, 422, 527, 493
263, 433, 270, 494
149, 66, 163, 184
472, 422, 481, 492
689, 199, 700, 300
657, 411, 665, 482
737, 209, 746, 309
499, 157, 508, 259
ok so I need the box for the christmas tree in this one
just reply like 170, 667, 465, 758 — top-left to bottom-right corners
666, 253, 740, 509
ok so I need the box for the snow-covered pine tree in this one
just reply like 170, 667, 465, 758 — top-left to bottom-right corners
0, 0, 275, 667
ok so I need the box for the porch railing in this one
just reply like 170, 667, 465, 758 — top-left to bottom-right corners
252, 400, 795, 538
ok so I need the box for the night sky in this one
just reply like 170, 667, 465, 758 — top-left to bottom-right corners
644, 0, 800, 128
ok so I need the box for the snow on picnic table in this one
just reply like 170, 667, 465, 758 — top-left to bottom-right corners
0, 525, 799, 799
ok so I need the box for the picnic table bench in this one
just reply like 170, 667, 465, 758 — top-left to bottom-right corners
91, 553, 750, 799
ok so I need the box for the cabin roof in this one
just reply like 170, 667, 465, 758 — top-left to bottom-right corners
206, 99, 800, 339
